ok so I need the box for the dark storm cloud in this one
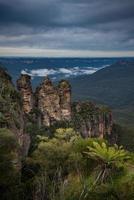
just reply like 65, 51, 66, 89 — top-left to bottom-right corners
0, 0, 134, 52
0, 0, 134, 28
0, 0, 59, 26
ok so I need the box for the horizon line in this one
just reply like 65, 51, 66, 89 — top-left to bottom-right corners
0, 47, 134, 58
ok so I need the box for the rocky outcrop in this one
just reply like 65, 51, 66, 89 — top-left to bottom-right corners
17, 74, 33, 114
16, 75, 72, 127
0, 67, 30, 157
16, 73, 112, 138
72, 102, 112, 138
58, 80, 71, 121
35, 77, 71, 126
35, 77, 62, 126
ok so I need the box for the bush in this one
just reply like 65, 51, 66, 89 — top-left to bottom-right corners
0, 128, 21, 200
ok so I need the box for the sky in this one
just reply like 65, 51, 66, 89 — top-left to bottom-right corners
0, 0, 134, 57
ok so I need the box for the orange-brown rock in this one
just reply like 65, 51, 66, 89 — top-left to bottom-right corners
58, 80, 71, 121
17, 74, 33, 113
35, 77, 72, 126
17, 75, 72, 126
35, 77, 62, 126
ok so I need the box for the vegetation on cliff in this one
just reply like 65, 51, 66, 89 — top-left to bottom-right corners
0, 67, 22, 129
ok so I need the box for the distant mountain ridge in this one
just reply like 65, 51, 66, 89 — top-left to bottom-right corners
71, 61, 134, 107
70, 61, 134, 126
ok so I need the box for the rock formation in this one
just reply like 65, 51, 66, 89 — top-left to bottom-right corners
16, 75, 72, 127
35, 77, 72, 126
35, 77, 62, 126
16, 73, 112, 138
58, 80, 71, 121
72, 102, 112, 138
17, 74, 33, 114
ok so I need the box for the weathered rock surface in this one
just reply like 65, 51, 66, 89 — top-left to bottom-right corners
58, 80, 71, 121
35, 77, 72, 126
72, 102, 112, 138
17, 74, 33, 114
35, 77, 62, 126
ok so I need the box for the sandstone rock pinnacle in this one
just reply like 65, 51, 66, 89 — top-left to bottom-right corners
17, 74, 33, 114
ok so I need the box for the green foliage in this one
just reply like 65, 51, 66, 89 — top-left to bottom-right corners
85, 141, 130, 165
0, 128, 20, 200
0, 68, 22, 130
54, 128, 79, 142
26, 123, 52, 154
26, 120, 74, 154
21, 128, 78, 199
21, 128, 134, 200
32, 128, 79, 176
84, 141, 130, 187
72, 102, 99, 120
111, 123, 134, 151
0, 126, 133, 200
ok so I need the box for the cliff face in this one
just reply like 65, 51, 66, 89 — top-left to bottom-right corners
72, 102, 113, 138
16, 74, 112, 138
0, 68, 30, 157
58, 80, 71, 121
35, 77, 72, 126
17, 74, 33, 114
35, 77, 62, 126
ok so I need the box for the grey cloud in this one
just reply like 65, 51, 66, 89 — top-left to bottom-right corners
0, 0, 134, 28
0, 0, 134, 51
0, 28, 133, 51
0, 1, 59, 26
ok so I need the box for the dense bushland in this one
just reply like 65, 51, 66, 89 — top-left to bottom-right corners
1, 126, 133, 200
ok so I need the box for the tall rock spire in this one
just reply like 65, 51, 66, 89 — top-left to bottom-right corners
35, 76, 62, 126
58, 80, 71, 121
17, 74, 33, 114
